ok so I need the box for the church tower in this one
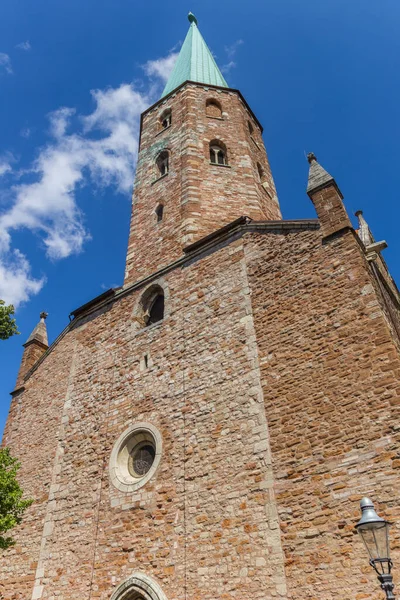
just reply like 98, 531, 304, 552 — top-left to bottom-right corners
124, 13, 280, 284
2, 12, 400, 600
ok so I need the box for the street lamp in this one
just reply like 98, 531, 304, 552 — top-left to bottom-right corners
356, 497, 395, 599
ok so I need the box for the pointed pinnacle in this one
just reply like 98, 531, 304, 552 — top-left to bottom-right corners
25, 315, 48, 347
306, 152, 342, 198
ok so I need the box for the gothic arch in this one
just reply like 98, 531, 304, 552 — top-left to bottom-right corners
110, 572, 168, 600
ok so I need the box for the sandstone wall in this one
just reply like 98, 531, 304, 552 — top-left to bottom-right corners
245, 227, 400, 599
124, 83, 280, 285
3, 223, 400, 600
2, 237, 285, 600
1, 334, 76, 599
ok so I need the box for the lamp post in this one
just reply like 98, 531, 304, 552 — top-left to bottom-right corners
356, 497, 395, 599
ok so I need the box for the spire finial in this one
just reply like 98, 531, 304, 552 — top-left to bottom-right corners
40, 311, 48, 321
307, 152, 317, 164
188, 12, 198, 26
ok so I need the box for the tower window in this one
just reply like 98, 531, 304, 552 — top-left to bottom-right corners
209, 140, 227, 166
155, 204, 164, 222
248, 121, 254, 135
206, 99, 222, 119
160, 108, 171, 130
156, 151, 169, 177
257, 162, 264, 181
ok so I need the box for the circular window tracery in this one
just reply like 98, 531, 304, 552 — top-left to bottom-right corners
128, 442, 155, 477
109, 423, 162, 493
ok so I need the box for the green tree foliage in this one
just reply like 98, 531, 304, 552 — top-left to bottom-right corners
0, 448, 33, 549
0, 300, 20, 340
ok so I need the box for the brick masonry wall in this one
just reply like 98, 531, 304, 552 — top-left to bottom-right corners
124, 84, 281, 286
1, 335, 76, 600
15, 341, 47, 390
245, 226, 400, 599
368, 255, 400, 347
3, 223, 400, 600
2, 238, 286, 600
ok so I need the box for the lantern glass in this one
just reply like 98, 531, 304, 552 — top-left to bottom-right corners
358, 521, 391, 570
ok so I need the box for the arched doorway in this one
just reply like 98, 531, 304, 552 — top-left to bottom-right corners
110, 573, 168, 600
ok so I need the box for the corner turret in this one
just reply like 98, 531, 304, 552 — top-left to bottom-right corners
307, 152, 351, 238
14, 312, 49, 391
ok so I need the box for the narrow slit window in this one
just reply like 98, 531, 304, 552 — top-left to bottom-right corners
156, 204, 164, 222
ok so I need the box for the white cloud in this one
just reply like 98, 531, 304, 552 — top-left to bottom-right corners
20, 127, 31, 138
225, 39, 243, 60
0, 158, 12, 177
221, 39, 244, 75
0, 53, 13, 75
0, 53, 173, 306
143, 52, 178, 84
0, 84, 148, 267
221, 61, 236, 75
0, 250, 44, 306
16, 41, 31, 51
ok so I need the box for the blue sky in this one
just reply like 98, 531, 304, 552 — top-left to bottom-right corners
1, 0, 400, 437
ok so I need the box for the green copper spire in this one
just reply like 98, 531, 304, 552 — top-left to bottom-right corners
161, 13, 228, 98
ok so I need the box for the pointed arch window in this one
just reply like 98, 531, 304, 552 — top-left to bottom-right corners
209, 140, 227, 166
110, 572, 168, 600
156, 151, 169, 177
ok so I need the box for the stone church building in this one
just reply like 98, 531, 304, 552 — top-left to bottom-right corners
2, 13, 400, 600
